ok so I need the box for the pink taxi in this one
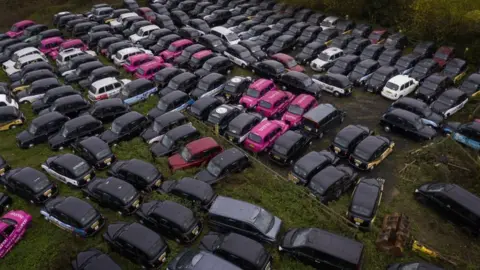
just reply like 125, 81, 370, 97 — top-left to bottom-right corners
134, 60, 173, 80
0, 210, 32, 258
39, 36, 64, 57
255, 90, 295, 119
123, 53, 163, 73
6, 20, 35, 38
159, 39, 194, 63
281, 94, 318, 127
243, 120, 289, 153
50, 39, 89, 60
239, 78, 279, 110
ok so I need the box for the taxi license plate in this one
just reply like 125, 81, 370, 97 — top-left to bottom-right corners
249, 144, 255, 148
225, 94, 230, 99
155, 180, 162, 187
84, 174, 91, 182
334, 147, 341, 153
228, 136, 234, 141
159, 252, 166, 262
273, 155, 280, 159
354, 217, 364, 224
288, 173, 299, 183
192, 226, 199, 235
104, 158, 112, 165
304, 126, 312, 131
133, 200, 140, 208
44, 189, 52, 197
355, 160, 362, 166
0, 168, 4, 176
91, 221, 100, 230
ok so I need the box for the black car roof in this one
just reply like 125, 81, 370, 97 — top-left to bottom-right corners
200, 72, 225, 83
79, 136, 110, 154
152, 201, 195, 229
65, 115, 100, 129
171, 72, 197, 83
209, 148, 246, 168
112, 111, 144, 127
210, 196, 260, 222
229, 113, 259, 129
121, 159, 159, 180
25, 69, 54, 78
124, 78, 153, 91
417, 58, 437, 68
442, 88, 465, 99
447, 58, 466, 67
274, 131, 303, 150
261, 59, 284, 70
306, 41, 325, 50
31, 78, 60, 88
311, 166, 345, 189
297, 228, 363, 264
205, 56, 229, 65
174, 177, 214, 199
201, 34, 221, 42
0, 106, 20, 116
335, 125, 369, 143
442, 184, 480, 216
166, 124, 197, 139
351, 178, 382, 216
55, 196, 97, 225
156, 111, 186, 126
53, 153, 89, 170
295, 151, 331, 174
184, 44, 205, 52
93, 98, 126, 109
31, 112, 66, 127
339, 54, 360, 62
425, 74, 449, 84
96, 177, 136, 199
220, 233, 267, 263
229, 44, 248, 53
375, 65, 397, 75
325, 73, 350, 85
399, 53, 421, 62
161, 90, 188, 104
91, 66, 118, 75
466, 73, 480, 83
304, 104, 337, 122
364, 44, 383, 52
276, 35, 294, 41
117, 223, 164, 255
393, 97, 428, 110
238, 40, 258, 48
11, 167, 49, 190
78, 61, 103, 70
381, 49, 401, 56
284, 71, 309, 80
45, 85, 78, 97
53, 94, 85, 106
191, 96, 220, 111
355, 136, 389, 158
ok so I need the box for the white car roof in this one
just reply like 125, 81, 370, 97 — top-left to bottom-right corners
120, 12, 138, 19
140, 25, 160, 31
18, 54, 44, 64
118, 47, 141, 55
388, 75, 413, 85
92, 77, 120, 88
0, 94, 12, 103
59, 48, 84, 57
321, 47, 343, 56
211, 26, 233, 35
324, 16, 339, 22
13, 47, 39, 56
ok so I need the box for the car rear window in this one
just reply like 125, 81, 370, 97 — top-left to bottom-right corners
248, 132, 262, 143
258, 100, 272, 109
72, 161, 90, 177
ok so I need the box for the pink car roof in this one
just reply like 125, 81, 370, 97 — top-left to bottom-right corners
260, 90, 287, 104
0, 210, 31, 231
14, 20, 35, 28
291, 94, 315, 108
139, 60, 163, 70
271, 53, 293, 62
61, 39, 83, 48
251, 120, 280, 138
249, 78, 274, 91
129, 53, 152, 62
192, 50, 213, 59
41, 36, 64, 45
171, 39, 192, 47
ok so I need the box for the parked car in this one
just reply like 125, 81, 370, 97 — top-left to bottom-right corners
48, 115, 104, 151
412, 41, 436, 59
225, 112, 264, 144
250, 59, 285, 80
141, 111, 188, 142
168, 250, 241, 270
194, 56, 233, 78
198, 34, 227, 54
368, 29, 388, 44
433, 46, 455, 68
344, 38, 370, 55
378, 49, 402, 67
160, 177, 217, 209
108, 158, 162, 192
149, 124, 200, 156
159, 39, 193, 62
271, 53, 304, 73
71, 136, 116, 170
40, 196, 104, 237
206, 104, 243, 135
360, 44, 384, 61
380, 109, 437, 140
38, 95, 90, 118
310, 47, 344, 72
430, 88, 468, 118
79, 66, 121, 89
300, 104, 345, 138
415, 74, 453, 104
328, 54, 360, 75
187, 49, 215, 71
255, 30, 282, 50
118, 78, 157, 105
312, 73, 352, 97
168, 137, 222, 172
103, 222, 168, 268
65, 61, 104, 84
137, 28, 172, 48
255, 90, 295, 119
41, 153, 95, 187
147, 91, 193, 119
384, 32, 408, 50
159, 72, 198, 97
219, 76, 252, 104
306, 12, 326, 26
365, 66, 399, 93
348, 59, 380, 86
5, 20, 36, 38
308, 165, 357, 204
352, 24, 372, 38
279, 227, 364, 269
199, 232, 272, 270
0, 106, 25, 131
409, 59, 440, 82
331, 125, 372, 158
0, 210, 32, 258
87, 77, 129, 102
154, 67, 183, 89
295, 42, 326, 65
187, 96, 223, 122
381, 75, 419, 100
459, 73, 480, 96
443, 58, 467, 84
195, 148, 249, 184
243, 120, 289, 153
349, 136, 394, 171
266, 35, 296, 55
85, 98, 130, 123
347, 177, 385, 229
149, 34, 181, 55
223, 44, 256, 68
389, 97, 444, 127
190, 73, 227, 100
16, 112, 67, 149
100, 111, 149, 146
281, 94, 318, 128
72, 249, 121, 270
238, 25, 269, 41
238, 40, 267, 60
2, 167, 58, 204
269, 131, 312, 165
173, 44, 206, 68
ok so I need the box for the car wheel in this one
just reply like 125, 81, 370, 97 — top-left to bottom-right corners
384, 125, 391, 133
241, 63, 246, 68
414, 194, 427, 204
334, 91, 340, 97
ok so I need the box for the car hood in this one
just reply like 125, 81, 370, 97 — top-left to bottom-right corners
78, 79, 90, 89
265, 216, 282, 241
38, 108, 50, 116
198, 232, 222, 251
281, 112, 302, 123
64, 72, 79, 82
0, 54, 10, 63
10, 81, 22, 89
15, 90, 28, 99
9, 72, 21, 82
366, 79, 384, 89
295, 52, 310, 62
419, 125, 437, 138
430, 101, 449, 114
174, 55, 188, 65
31, 99, 48, 112
311, 59, 328, 68
239, 95, 258, 108
194, 68, 208, 78
239, 32, 254, 40
266, 46, 281, 55
427, 112, 444, 126
150, 142, 172, 157
58, 65, 70, 74
168, 153, 187, 167
147, 107, 166, 119
160, 50, 175, 59
16, 130, 34, 143
141, 127, 158, 141
190, 88, 206, 99
328, 66, 345, 75
100, 130, 119, 144
195, 169, 218, 184
349, 72, 363, 81
48, 133, 65, 147
252, 50, 267, 60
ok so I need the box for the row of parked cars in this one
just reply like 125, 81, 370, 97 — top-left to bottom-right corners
0, 0, 477, 269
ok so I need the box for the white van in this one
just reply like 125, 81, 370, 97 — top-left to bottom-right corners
129, 25, 160, 43
210, 26, 240, 45
88, 77, 131, 101
381, 75, 419, 100
5, 54, 47, 77
310, 47, 344, 72
112, 47, 152, 66
2, 47, 43, 70
109, 12, 138, 27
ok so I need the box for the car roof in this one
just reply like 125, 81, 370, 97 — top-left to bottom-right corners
229, 112, 259, 128
193, 50, 213, 58
45, 85, 76, 97
152, 201, 194, 228
79, 136, 110, 154
18, 54, 44, 63
351, 178, 382, 214
166, 124, 197, 139
291, 94, 315, 107
186, 137, 219, 154
121, 159, 159, 179
260, 60, 284, 70
0, 106, 19, 116
55, 196, 96, 224
172, 72, 197, 83
117, 47, 141, 55
274, 131, 303, 149
155, 111, 186, 126
388, 75, 412, 85
211, 26, 233, 35
117, 223, 163, 254
260, 90, 288, 103
65, 115, 99, 129
305, 41, 325, 50
443, 184, 480, 216
14, 47, 39, 56
200, 72, 224, 83
11, 167, 48, 188
191, 96, 220, 111
94, 98, 125, 108
418, 58, 437, 67
171, 38, 192, 47
205, 56, 228, 65
447, 58, 466, 67
174, 177, 214, 197
311, 165, 345, 188
220, 233, 266, 263
250, 78, 273, 90
96, 177, 136, 199
53, 94, 85, 105
304, 104, 337, 122
336, 125, 369, 142
358, 59, 378, 68
251, 120, 281, 136
376, 65, 397, 74
92, 77, 121, 88
466, 73, 480, 83
272, 53, 293, 61
209, 196, 262, 221
425, 74, 448, 83
31, 78, 60, 87
31, 112, 66, 127
209, 148, 245, 168
322, 47, 343, 55
297, 228, 364, 264
112, 111, 144, 127
393, 97, 428, 110
161, 90, 189, 104
441, 88, 464, 98
125, 78, 153, 90
355, 136, 389, 157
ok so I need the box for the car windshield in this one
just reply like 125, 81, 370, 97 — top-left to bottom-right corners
258, 100, 272, 109
371, 73, 386, 82
156, 100, 169, 111
161, 134, 174, 148
245, 88, 260, 98
96, 148, 111, 159
370, 32, 382, 40
152, 121, 164, 132
272, 40, 284, 47
252, 208, 274, 233
111, 122, 122, 134
286, 59, 298, 68
167, 44, 178, 52
421, 80, 437, 90
445, 66, 459, 74
168, 79, 179, 89
225, 32, 239, 42
427, 183, 446, 192
318, 53, 330, 61
273, 143, 288, 155
10, 25, 19, 32
197, 80, 209, 91
293, 164, 308, 177
461, 80, 477, 90
61, 126, 70, 137
122, 188, 136, 204
207, 112, 222, 124
224, 82, 238, 93
250, 45, 261, 53
137, 29, 145, 36
239, 51, 251, 58
385, 82, 399, 90
136, 68, 145, 75
355, 66, 369, 74
180, 147, 192, 162
292, 229, 309, 246
72, 161, 90, 177
206, 161, 222, 177
32, 177, 50, 192
287, 104, 304, 115
28, 123, 38, 134
259, 35, 270, 42
309, 181, 326, 195
396, 59, 410, 69
334, 135, 350, 148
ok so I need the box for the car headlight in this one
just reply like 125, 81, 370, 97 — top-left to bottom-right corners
278, 246, 283, 251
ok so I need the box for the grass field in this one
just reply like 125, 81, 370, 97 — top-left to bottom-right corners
1, 1, 480, 270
